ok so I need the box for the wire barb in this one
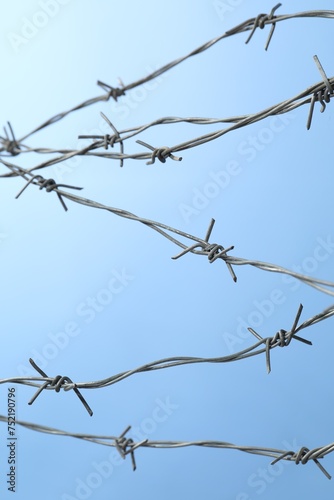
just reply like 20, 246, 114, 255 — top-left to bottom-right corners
28, 358, 93, 416
245, 3, 282, 50
78, 112, 125, 167
0, 122, 21, 156
97, 80, 126, 102
307, 55, 334, 129
136, 140, 182, 165
172, 218, 236, 282
248, 304, 312, 373
15, 174, 83, 211
100, 112, 124, 167
114, 426, 148, 471
271, 446, 332, 479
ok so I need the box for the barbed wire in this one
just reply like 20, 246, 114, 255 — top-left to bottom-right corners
0, 8, 334, 163
0, 7, 333, 490
1, 303, 333, 416
0, 53, 332, 178
0, 416, 332, 478
0, 6, 333, 498
2, 162, 334, 296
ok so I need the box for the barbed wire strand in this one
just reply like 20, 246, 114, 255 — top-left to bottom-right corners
1, 52, 332, 176
0, 416, 332, 478
1, 303, 333, 416
1, 7, 334, 156
2, 162, 334, 297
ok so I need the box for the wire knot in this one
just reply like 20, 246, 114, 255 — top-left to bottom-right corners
248, 304, 312, 373
97, 80, 126, 102
38, 177, 58, 192
307, 87, 333, 130
307, 56, 334, 129
172, 219, 237, 281
269, 329, 289, 347
271, 446, 331, 479
15, 174, 83, 211
136, 140, 182, 165
78, 134, 118, 149
28, 358, 93, 416
101, 112, 124, 166
150, 147, 173, 164
115, 426, 148, 471
103, 134, 118, 148
78, 113, 124, 166
0, 122, 21, 156
245, 3, 281, 50
204, 243, 232, 263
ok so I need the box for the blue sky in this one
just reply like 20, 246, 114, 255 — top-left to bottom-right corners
1, 1, 334, 499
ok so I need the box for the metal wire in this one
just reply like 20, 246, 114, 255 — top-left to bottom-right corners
2, 162, 334, 297
0, 415, 332, 478
0, 53, 332, 175
1, 304, 333, 415
0, 7, 333, 487
1, 8, 334, 160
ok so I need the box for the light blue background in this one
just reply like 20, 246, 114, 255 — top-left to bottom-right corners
1, 1, 334, 499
